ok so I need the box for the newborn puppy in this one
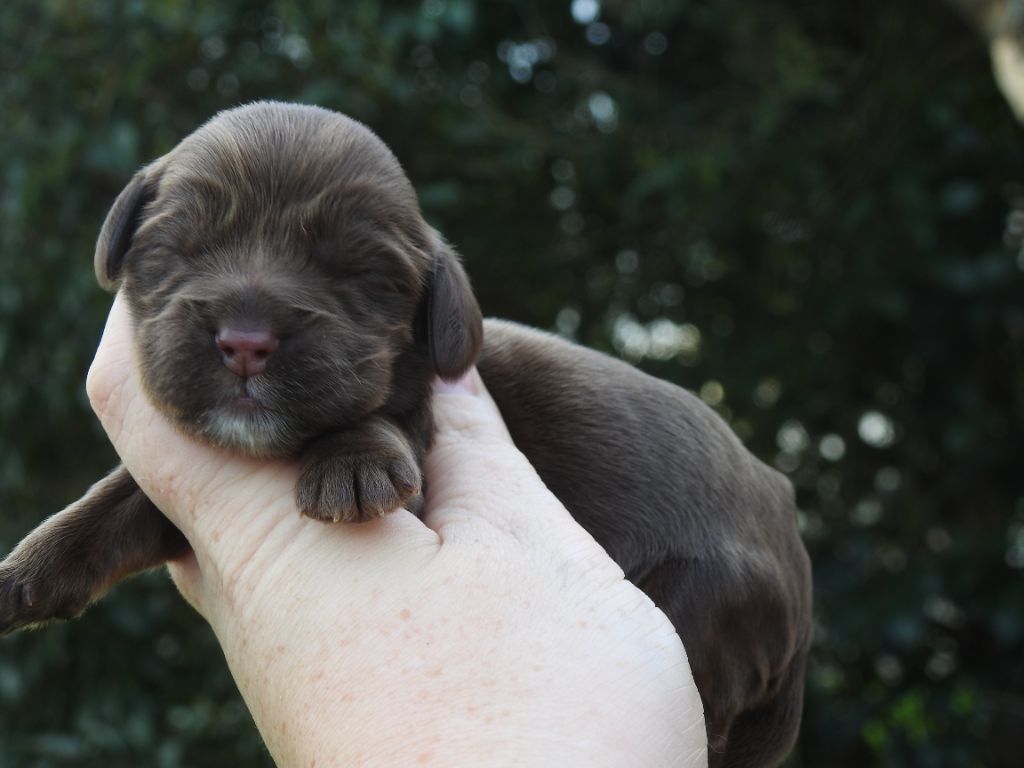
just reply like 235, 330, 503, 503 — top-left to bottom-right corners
0, 102, 812, 768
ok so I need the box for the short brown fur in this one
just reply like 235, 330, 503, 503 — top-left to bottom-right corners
0, 102, 811, 768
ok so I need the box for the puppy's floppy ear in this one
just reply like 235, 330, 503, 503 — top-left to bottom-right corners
94, 169, 155, 291
426, 230, 483, 380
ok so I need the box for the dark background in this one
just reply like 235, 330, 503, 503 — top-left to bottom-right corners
2, 1, 1022, 765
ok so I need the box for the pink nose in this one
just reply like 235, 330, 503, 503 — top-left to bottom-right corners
215, 327, 279, 377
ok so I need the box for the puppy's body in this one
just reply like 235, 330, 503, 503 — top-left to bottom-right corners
0, 103, 811, 768
481, 320, 811, 765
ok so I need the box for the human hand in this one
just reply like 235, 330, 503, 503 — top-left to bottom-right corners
87, 294, 707, 767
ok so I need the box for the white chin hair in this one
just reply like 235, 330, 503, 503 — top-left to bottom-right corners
205, 410, 288, 457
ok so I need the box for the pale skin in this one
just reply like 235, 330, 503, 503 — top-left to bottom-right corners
86, 295, 708, 768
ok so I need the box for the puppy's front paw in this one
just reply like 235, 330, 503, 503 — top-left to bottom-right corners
0, 559, 90, 636
296, 420, 422, 523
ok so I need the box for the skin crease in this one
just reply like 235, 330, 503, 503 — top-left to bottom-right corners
86, 295, 708, 768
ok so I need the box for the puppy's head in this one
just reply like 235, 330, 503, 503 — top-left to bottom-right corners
95, 102, 481, 456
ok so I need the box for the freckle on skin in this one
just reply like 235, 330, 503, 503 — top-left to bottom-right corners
400, 608, 412, 621
417, 752, 433, 764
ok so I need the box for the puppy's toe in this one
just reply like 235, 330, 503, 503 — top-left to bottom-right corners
296, 462, 352, 523
352, 463, 396, 521
352, 458, 422, 521
387, 458, 422, 500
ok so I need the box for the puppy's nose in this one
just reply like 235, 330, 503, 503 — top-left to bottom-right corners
215, 327, 279, 377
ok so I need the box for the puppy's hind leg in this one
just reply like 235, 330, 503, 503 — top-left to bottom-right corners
0, 464, 188, 635
641, 555, 808, 768
718, 653, 807, 768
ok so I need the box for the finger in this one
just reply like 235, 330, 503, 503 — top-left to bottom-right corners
421, 369, 596, 552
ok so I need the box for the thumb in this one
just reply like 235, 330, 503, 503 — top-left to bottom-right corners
421, 369, 594, 550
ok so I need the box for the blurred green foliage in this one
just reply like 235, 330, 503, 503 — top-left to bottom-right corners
1, 0, 1022, 765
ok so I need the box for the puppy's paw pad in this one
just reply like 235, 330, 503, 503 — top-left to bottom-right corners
0, 573, 40, 635
20, 583, 35, 608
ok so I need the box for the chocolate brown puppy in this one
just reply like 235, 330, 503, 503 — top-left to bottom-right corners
0, 102, 811, 768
